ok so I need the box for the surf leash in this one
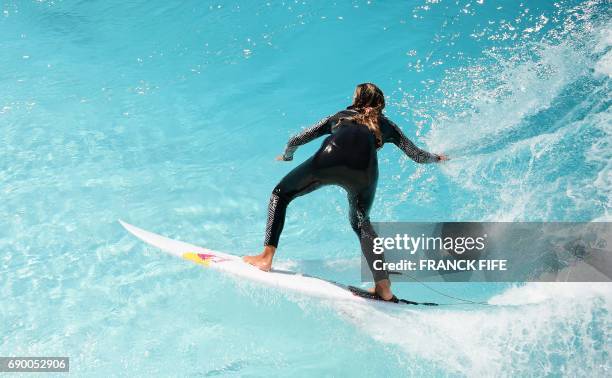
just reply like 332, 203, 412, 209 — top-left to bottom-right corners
388, 271, 491, 306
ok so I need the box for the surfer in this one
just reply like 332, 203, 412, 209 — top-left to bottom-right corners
243, 83, 447, 301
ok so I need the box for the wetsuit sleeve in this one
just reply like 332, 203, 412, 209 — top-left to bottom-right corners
281, 115, 333, 161
385, 118, 440, 164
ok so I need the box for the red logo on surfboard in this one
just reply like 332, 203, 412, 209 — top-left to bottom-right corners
197, 253, 230, 264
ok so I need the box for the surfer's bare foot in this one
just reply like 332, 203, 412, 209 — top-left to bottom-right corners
243, 246, 275, 271
370, 279, 394, 301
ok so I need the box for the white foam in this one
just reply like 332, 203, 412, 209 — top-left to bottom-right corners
489, 282, 612, 305
594, 50, 612, 77
332, 282, 612, 376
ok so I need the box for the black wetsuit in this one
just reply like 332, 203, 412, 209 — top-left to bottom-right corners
265, 108, 440, 281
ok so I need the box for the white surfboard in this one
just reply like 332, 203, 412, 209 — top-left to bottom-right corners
119, 220, 387, 304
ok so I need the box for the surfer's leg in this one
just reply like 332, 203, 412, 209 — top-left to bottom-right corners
348, 187, 393, 300
265, 162, 323, 248
244, 158, 323, 271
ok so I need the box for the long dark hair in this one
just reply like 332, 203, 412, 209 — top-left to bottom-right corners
347, 83, 385, 147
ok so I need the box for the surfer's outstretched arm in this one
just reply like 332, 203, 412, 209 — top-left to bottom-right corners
280, 115, 334, 161
384, 118, 445, 163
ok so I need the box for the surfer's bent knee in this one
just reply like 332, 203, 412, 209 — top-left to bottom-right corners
272, 184, 289, 202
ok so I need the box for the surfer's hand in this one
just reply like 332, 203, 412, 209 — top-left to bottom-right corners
437, 154, 449, 162
276, 155, 291, 161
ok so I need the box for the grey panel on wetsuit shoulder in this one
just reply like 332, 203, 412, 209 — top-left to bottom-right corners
281, 110, 357, 161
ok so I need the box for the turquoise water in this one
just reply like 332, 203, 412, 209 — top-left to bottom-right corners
1, 0, 610, 376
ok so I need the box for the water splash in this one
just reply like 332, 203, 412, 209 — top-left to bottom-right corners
412, 0, 611, 221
